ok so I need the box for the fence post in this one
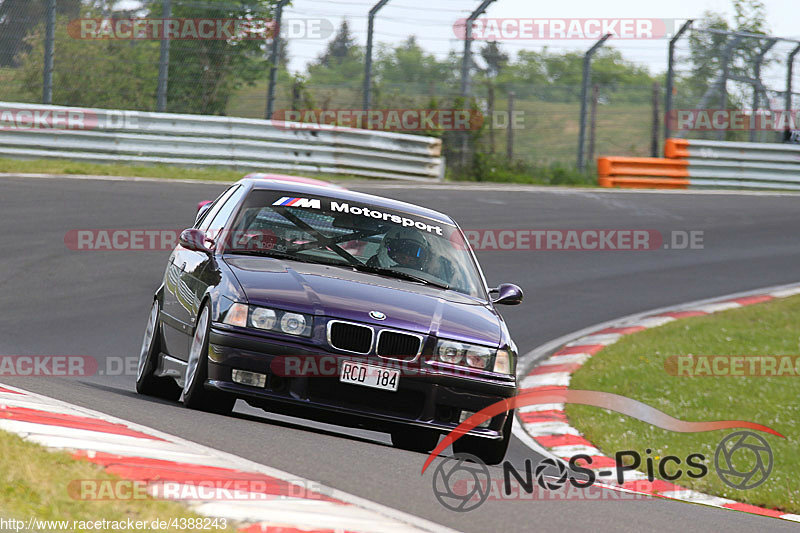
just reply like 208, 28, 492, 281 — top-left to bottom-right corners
786, 44, 800, 136
42, 0, 56, 105
664, 20, 692, 141
460, 0, 496, 169
363, 0, 390, 112
577, 33, 610, 171
588, 84, 598, 164
265, 0, 290, 119
506, 91, 514, 160
750, 39, 777, 142
460, 0, 495, 100
651, 81, 660, 156
156, 0, 172, 112
487, 81, 495, 154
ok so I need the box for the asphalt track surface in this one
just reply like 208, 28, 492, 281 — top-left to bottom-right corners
1, 175, 799, 532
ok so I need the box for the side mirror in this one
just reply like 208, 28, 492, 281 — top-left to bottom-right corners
491, 283, 523, 305
179, 228, 212, 255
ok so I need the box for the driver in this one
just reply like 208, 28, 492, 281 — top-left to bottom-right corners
367, 227, 430, 271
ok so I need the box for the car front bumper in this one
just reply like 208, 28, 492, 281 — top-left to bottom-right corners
206, 326, 517, 439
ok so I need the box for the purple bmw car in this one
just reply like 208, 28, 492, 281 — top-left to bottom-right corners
137, 178, 522, 463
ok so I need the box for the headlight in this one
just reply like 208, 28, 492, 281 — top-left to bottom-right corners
280, 313, 307, 335
437, 341, 464, 364
223, 303, 312, 337
465, 345, 492, 369
433, 339, 507, 372
250, 308, 277, 330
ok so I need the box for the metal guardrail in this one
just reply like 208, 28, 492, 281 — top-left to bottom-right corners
0, 102, 445, 181
665, 138, 800, 190
599, 138, 800, 190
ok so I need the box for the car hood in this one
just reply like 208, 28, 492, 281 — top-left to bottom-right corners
224, 256, 502, 347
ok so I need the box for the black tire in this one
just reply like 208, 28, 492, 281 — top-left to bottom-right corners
136, 300, 181, 400
452, 410, 514, 465
183, 302, 236, 415
391, 427, 441, 453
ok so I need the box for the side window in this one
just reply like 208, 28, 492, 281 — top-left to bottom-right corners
198, 186, 239, 232
205, 186, 247, 242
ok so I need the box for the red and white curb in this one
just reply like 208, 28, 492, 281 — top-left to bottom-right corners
0, 384, 457, 533
513, 282, 800, 522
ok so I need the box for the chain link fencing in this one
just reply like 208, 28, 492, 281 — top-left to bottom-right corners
0, 2, 797, 175
666, 25, 800, 144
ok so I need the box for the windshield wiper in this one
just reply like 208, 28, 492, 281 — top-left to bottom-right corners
351, 264, 450, 290
227, 249, 342, 266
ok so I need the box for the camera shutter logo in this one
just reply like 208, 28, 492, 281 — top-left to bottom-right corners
714, 430, 773, 490
534, 458, 569, 490
432, 453, 490, 512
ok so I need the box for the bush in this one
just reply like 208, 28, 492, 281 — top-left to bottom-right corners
451, 152, 594, 186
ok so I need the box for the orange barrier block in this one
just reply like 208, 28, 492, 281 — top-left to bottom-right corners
664, 138, 690, 158
597, 156, 689, 189
598, 177, 690, 189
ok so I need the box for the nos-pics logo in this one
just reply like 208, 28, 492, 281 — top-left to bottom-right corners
431, 431, 773, 511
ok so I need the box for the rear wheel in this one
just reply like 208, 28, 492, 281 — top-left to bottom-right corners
391, 427, 440, 454
136, 301, 181, 400
183, 303, 235, 414
452, 411, 514, 465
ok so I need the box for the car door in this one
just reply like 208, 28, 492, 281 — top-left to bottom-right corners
178, 185, 247, 359
161, 185, 238, 361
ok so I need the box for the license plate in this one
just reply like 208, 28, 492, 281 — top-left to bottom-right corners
339, 360, 399, 392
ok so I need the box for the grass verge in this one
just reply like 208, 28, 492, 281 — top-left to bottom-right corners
0, 429, 237, 532
0, 157, 350, 184
566, 295, 800, 513
0, 156, 599, 187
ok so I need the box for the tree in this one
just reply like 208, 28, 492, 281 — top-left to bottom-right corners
158, 0, 278, 115
315, 20, 357, 67
11, 20, 159, 109
682, 0, 772, 111
372, 37, 454, 107
0, 0, 81, 67
305, 20, 363, 101
480, 41, 508, 79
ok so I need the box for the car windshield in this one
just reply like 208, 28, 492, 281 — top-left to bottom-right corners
224, 190, 485, 298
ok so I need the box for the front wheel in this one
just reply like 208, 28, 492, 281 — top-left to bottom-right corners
452, 411, 514, 465
183, 303, 235, 415
136, 300, 181, 400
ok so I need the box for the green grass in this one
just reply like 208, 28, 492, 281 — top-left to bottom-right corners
226, 84, 654, 169
0, 429, 237, 532
566, 295, 800, 513
0, 157, 350, 184
487, 97, 653, 166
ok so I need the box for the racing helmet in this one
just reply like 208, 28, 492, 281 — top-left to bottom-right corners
374, 227, 430, 270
